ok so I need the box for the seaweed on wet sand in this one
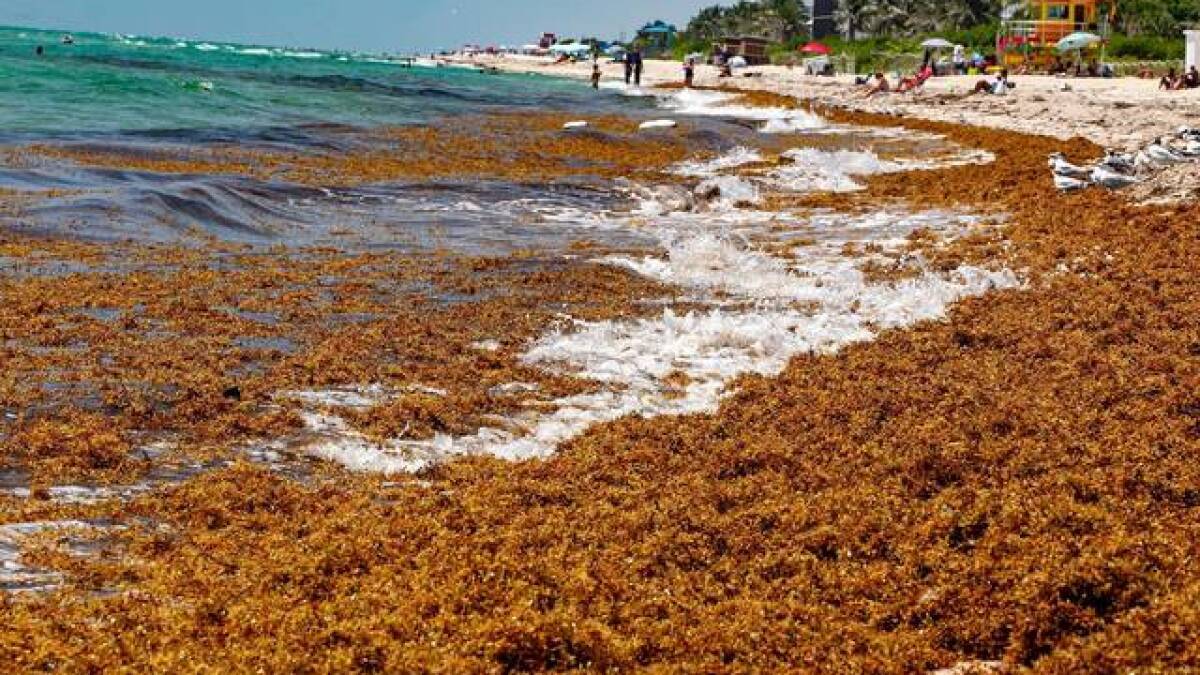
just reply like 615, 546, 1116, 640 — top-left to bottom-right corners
2, 93, 1200, 671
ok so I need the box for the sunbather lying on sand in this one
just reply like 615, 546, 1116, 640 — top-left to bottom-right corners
1161, 68, 1180, 90
965, 69, 1012, 97
895, 65, 933, 94
1184, 66, 1200, 89
863, 72, 891, 97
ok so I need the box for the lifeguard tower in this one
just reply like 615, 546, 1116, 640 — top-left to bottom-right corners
997, 0, 1110, 68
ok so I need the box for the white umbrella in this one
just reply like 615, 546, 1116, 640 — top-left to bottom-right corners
1056, 32, 1101, 53
549, 43, 591, 56
920, 38, 954, 49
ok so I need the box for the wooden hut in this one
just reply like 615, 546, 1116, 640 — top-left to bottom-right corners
713, 36, 771, 65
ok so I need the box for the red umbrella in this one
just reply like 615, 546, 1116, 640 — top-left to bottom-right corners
799, 42, 831, 55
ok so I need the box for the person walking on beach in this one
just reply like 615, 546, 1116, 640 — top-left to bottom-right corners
683, 57, 695, 88
591, 60, 601, 89
624, 52, 633, 84
630, 48, 644, 87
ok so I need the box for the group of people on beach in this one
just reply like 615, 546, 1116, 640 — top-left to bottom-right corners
861, 66, 1012, 99
590, 48, 699, 90
1159, 66, 1200, 90
1049, 57, 1113, 78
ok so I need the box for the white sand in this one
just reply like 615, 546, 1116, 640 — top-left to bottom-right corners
447, 54, 1200, 150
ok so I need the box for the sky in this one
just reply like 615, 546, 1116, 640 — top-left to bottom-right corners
0, 0, 718, 53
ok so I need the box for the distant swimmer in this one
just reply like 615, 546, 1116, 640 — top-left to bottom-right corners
61, 34, 74, 45
35, 45, 44, 56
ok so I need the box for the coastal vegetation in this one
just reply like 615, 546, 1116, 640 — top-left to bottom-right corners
670, 0, 1195, 65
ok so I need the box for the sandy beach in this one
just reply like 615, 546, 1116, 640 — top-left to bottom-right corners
453, 54, 1200, 146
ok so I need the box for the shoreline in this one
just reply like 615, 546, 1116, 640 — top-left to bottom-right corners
447, 53, 1200, 149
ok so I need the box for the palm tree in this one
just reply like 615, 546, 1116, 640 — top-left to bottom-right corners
835, 0, 881, 40
765, 0, 811, 41
686, 5, 728, 41
1116, 0, 1184, 36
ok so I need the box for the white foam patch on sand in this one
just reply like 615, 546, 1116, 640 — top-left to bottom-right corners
282, 206, 1016, 474
768, 146, 994, 193
696, 176, 762, 208
657, 88, 829, 131
673, 147, 763, 177
771, 148, 901, 192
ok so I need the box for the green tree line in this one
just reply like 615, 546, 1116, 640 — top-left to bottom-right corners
680, 1, 1195, 43
675, 0, 1194, 63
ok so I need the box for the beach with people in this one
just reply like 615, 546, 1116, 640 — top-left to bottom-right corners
450, 51, 1200, 147
2, 6, 1200, 672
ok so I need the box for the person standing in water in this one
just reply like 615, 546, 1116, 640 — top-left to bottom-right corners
630, 48, 644, 86
623, 51, 633, 84
683, 57, 695, 88
591, 60, 601, 89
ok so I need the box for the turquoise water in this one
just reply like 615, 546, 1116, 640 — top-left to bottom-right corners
0, 26, 668, 248
0, 25, 615, 140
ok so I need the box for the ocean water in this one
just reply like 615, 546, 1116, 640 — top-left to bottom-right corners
0, 26, 616, 140
0, 26, 687, 247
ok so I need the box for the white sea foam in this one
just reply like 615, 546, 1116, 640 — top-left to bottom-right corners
673, 147, 763, 177
693, 176, 762, 208
239, 47, 272, 56
769, 146, 995, 193
194, 43, 219, 51
284, 206, 1016, 474
268, 87, 1012, 474
771, 148, 900, 192
657, 88, 828, 130
760, 115, 830, 134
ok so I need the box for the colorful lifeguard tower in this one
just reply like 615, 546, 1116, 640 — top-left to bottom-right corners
998, 0, 1110, 67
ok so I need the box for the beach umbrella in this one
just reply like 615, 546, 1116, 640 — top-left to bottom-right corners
549, 43, 591, 56
1056, 32, 1101, 53
799, 41, 831, 55
920, 38, 954, 49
